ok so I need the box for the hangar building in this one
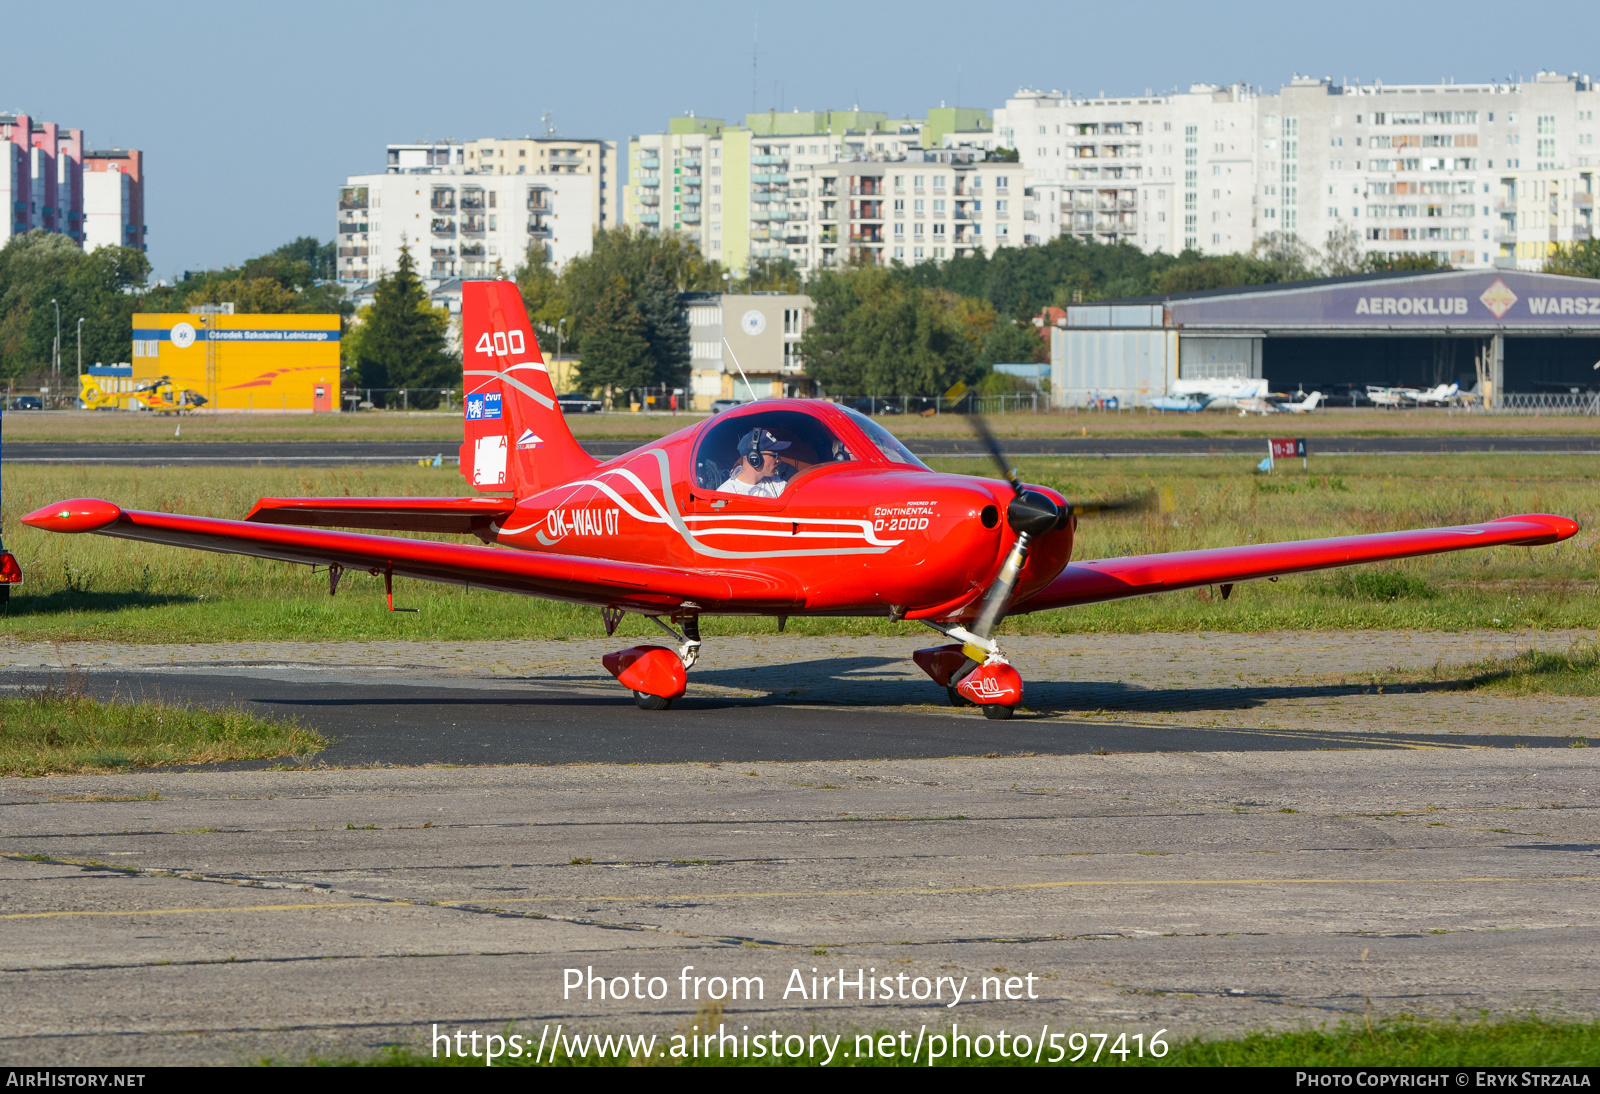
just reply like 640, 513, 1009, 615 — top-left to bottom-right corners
1050, 269, 1600, 408
130, 311, 342, 412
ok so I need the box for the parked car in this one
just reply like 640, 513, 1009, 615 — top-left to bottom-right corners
556, 391, 603, 414
7, 395, 43, 411
708, 398, 750, 415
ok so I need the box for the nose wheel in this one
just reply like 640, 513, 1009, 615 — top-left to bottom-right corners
634, 690, 673, 711
918, 629, 1023, 718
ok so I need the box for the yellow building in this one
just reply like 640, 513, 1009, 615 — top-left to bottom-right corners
131, 312, 342, 412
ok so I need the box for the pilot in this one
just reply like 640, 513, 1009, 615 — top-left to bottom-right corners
719, 428, 791, 497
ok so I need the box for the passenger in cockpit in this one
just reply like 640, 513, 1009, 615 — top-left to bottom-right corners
719, 428, 791, 497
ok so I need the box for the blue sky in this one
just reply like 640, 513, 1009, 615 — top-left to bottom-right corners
8, 0, 1595, 277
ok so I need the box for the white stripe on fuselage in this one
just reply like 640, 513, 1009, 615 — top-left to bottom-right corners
502, 450, 903, 558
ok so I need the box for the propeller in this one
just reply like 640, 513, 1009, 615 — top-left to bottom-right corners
943, 381, 1151, 667
944, 382, 1060, 664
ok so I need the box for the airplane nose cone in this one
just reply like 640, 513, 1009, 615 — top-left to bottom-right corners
22, 498, 123, 533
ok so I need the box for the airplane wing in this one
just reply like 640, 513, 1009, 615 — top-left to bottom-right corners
246, 496, 516, 540
1013, 514, 1577, 613
23, 498, 801, 614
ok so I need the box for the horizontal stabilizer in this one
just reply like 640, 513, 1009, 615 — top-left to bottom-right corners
245, 496, 516, 539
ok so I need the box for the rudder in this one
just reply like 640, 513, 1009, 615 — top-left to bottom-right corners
459, 280, 597, 496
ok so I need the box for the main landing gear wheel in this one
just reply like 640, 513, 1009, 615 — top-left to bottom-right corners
947, 686, 973, 708
981, 704, 1015, 720
634, 691, 673, 711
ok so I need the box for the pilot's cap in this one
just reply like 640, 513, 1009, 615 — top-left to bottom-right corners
737, 428, 791, 459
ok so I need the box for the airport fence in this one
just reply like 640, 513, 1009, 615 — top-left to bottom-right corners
1485, 392, 1600, 416
826, 393, 1044, 416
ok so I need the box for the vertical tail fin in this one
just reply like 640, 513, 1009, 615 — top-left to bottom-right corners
459, 280, 597, 496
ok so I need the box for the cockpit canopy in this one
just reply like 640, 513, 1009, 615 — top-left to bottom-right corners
694, 409, 856, 492
693, 404, 930, 493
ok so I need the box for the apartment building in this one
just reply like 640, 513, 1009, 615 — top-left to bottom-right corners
338, 137, 613, 284
82, 148, 146, 253
337, 170, 596, 282
0, 113, 145, 254
458, 136, 615, 229
0, 114, 83, 246
997, 83, 1262, 256
626, 107, 989, 269
998, 71, 1600, 269
1492, 166, 1595, 268
784, 153, 1021, 269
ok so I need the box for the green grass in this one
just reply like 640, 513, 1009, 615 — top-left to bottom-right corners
1, 455, 1596, 643
0, 681, 327, 775
1465, 642, 1600, 697
315, 1017, 1600, 1067
14, 405, 1600, 443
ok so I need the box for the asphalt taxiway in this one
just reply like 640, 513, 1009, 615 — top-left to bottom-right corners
2, 631, 1594, 765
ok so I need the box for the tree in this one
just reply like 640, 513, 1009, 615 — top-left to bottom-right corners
1361, 251, 1447, 273
513, 243, 568, 352
635, 267, 690, 390
1251, 233, 1321, 281
1155, 252, 1280, 294
731, 256, 801, 294
269, 236, 337, 281
978, 319, 1044, 368
558, 227, 719, 390
792, 269, 861, 392
935, 289, 997, 354
1545, 238, 1600, 279
348, 244, 454, 407
798, 267, 976, 395
139, 236, 349, 316
576, 277, 652, 401
1323, 222, 1365, 276
184, 276, 300, 313
0, 231, 150, 379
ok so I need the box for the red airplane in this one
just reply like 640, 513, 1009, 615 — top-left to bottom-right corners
22, 281, 1579, 716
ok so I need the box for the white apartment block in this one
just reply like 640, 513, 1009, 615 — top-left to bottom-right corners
785, 154, 1021, 269
337, 137, 615, 284
457, 136, 615, 230
626, 108, 990, 270
1492, 165, 1595, 268
997, 71, 1600, 269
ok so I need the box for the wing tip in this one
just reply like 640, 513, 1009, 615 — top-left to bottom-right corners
22, 498, 124, 534
1492, 513, 1580, 542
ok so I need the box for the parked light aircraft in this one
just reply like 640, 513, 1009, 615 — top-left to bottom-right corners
1171, 377, 1270, 410
1368, 383, 1465, 408
1148, 393, 1212, 412
1238, 390, 1324, 415
1412, 383, 1462, 405
22, 282, 1580, 718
